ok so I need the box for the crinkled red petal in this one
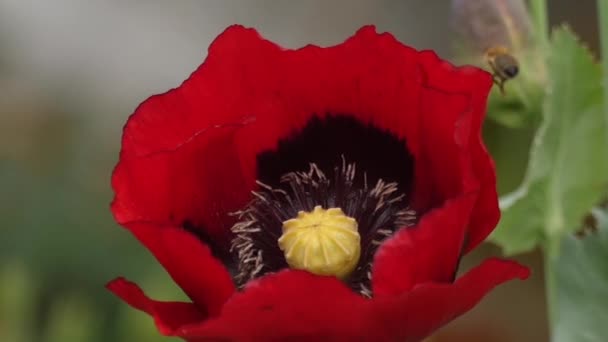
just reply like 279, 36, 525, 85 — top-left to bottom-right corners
177, 259, 529, 341
372, 258, 530, 342
372, 193, 476, 296
110, 25, 503, 337
112, 120, 253, 247
124, 223, 235, 316
106, 277, 204, 336
111, 25, 496, 254
178, 270, 376, 341
415, 51, 499, 251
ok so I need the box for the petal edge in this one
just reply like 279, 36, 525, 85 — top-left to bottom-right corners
107, 277, 205, 335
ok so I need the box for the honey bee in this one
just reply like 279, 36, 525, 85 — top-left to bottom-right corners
484, 46, 519, 95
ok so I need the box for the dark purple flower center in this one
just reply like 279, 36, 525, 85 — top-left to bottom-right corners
230, 115, 418, 296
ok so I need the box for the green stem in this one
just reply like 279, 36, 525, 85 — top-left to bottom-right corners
543, 240, 559, 341
529, 0, 549, 46
599, 0, 608, 127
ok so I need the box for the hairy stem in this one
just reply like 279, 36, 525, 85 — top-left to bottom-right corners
543, 239, 559, 341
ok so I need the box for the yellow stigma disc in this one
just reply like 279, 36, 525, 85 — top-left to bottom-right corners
277, 206, 360, 279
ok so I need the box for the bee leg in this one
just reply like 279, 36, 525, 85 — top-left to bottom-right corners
498, 80, 506, 96
491, 75, 506, 96
490, 73, 498, 84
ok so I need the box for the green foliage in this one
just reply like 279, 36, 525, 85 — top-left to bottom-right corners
491, 27, 608, 255
0, 262, 35, 342
483, 121, 536, 195
552, 208, 608, 342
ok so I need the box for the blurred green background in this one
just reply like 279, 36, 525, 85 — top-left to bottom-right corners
0, 1, 599, 341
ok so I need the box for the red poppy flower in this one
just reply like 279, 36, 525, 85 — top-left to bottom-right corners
107, 25, 529, 341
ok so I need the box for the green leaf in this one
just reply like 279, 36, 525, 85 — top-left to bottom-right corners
490, 26, 608, 255
552, 209, 608, 342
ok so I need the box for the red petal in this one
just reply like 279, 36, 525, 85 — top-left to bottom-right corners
372, 258, 530, 342
112, 117, 254, 247
415, 51, 499, 251
106, 277, 204, 335
125, 223, 235, 316
178, 270, 379, 341
112, 26, 284, 246
372, 194, 477, 296
177, 259, 528, 341
111, 26, 502, 339
112, 25, 496, 251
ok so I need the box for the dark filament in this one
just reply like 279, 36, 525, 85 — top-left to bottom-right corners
230, 158, 417, 297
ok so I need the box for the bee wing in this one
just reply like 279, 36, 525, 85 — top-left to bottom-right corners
451, 0, 532, 55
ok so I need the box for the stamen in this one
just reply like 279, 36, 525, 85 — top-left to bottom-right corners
230, 158, 418, 296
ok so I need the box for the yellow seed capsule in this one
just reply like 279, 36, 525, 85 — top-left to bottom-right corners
278, 206, 360, 279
